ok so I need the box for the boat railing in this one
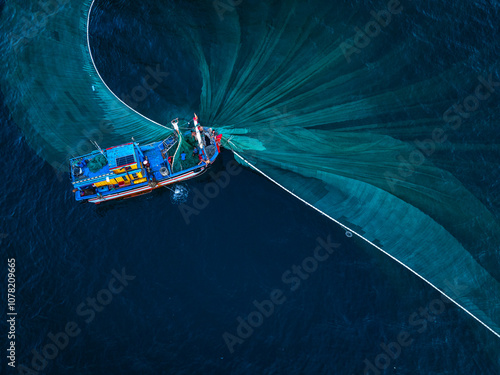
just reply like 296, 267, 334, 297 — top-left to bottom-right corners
162, 134, 178, 152
69, 149, 101, 165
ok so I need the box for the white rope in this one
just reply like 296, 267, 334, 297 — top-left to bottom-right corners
84, 0, 499, 339
171, 133, 183, 172
232, 151, 500, 339
86, 0, 171, 133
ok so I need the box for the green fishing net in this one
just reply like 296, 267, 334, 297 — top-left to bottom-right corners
86, 153, 107, 173
171, 136, 200, 173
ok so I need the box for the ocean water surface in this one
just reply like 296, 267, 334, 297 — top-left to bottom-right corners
1, 0, 500, 374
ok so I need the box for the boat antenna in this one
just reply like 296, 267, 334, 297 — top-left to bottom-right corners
170, 118, 183, 170
90, 140, 107, 161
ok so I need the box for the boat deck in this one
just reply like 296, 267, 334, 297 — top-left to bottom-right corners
142, 144, 168, 179
71, 155, 112, 184
83, 163, 110, 179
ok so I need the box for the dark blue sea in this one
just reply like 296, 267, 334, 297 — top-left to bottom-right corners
1, 0, 500, 374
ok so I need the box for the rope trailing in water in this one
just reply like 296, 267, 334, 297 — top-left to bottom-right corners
231, 151, 500, 339
82, 0, 499, 339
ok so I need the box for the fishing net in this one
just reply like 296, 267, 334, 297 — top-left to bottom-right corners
1, 0, 499, 338
86, 153, 107, 173
0, 0, 172, 177
171, 135, 200, 173
191, 0, 500, 337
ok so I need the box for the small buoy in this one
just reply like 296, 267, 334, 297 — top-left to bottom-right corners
345, 231, 353, 238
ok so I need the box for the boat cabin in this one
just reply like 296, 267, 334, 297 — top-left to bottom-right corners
70, 142, 149, 197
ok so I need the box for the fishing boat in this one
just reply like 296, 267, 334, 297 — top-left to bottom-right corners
69, 116, 222, 204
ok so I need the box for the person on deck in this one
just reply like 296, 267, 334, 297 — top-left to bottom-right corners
197, 153, 209, 165
143, 158, 152, 178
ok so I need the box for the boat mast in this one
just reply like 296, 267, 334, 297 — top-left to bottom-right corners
90, 140, 107, 162
193, 113, 207, 162
170, 118, 182, 170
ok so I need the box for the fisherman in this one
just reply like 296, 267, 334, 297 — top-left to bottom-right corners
198, 155, 210, 166
192, 146, 198, 157
181, 151, 186, 161
143, 157, 152, 177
